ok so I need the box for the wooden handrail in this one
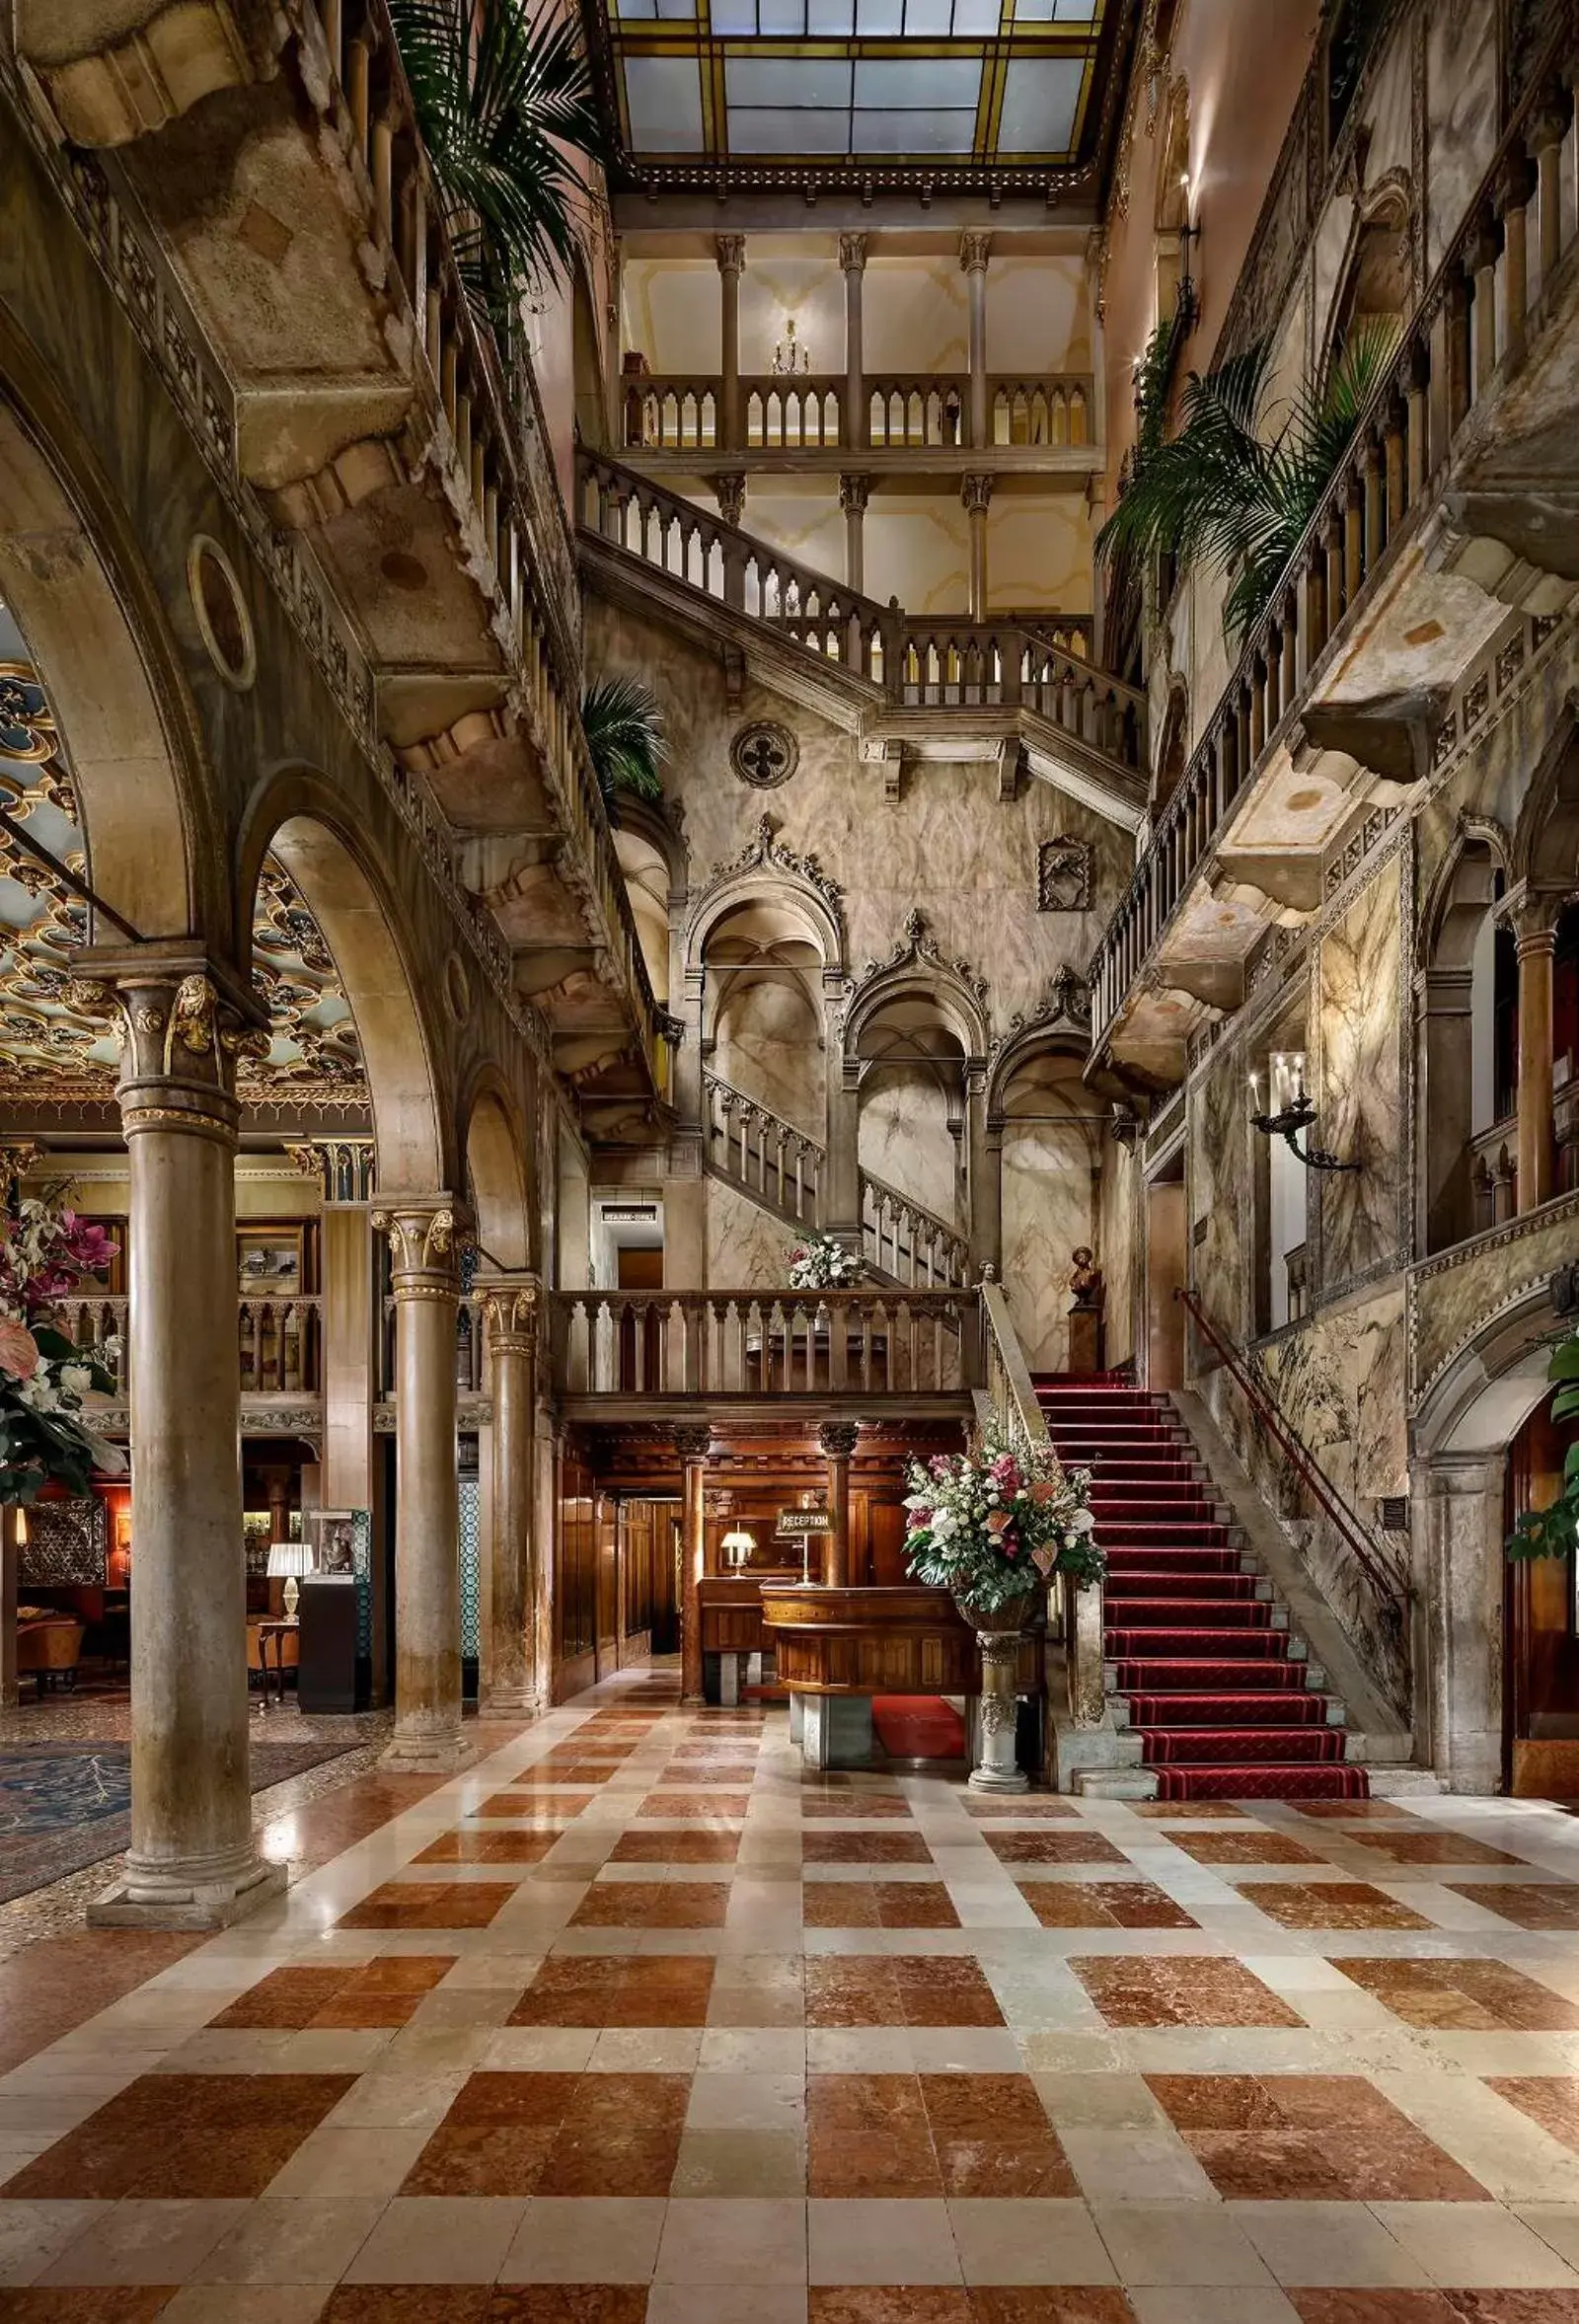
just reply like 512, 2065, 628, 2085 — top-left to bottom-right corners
1176, 1287, 1409, 1611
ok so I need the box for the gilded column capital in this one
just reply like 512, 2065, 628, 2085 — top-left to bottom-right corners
819, 1419, 861, 1461
838, 232, 868, 274
715, 233, 747, 277
372, 1198, 462, 1294
673, 1423, 714, 1462
481, 1274, 541, 1348
959, 230, 993, 275
66, 943, 266, 1144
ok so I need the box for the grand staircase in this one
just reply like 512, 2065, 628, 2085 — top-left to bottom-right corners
1038, 1379, 1369, 1801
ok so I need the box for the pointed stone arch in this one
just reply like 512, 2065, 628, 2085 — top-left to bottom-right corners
838, 908, 991, 1068
683, 813, 847, 985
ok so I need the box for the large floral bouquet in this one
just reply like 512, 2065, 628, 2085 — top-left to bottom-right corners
788, 1232, 860, 1292
903, 1426, 1101, 1615
1, 1196, 125, 1505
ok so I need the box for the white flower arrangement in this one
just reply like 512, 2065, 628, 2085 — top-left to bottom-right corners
788, 1233, 860, 1292
902, 1426, 1101, 1615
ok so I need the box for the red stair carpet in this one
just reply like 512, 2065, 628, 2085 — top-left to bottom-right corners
1036, 1379, 1368, 1802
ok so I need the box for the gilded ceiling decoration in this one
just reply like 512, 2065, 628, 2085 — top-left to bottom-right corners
0, 611, 364, 1109
588, 0, 1137, 198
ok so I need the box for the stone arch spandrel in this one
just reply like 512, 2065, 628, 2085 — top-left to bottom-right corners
463, 1071, 535, 1272
237, 774, 451, 1194
0, 378, 206, 943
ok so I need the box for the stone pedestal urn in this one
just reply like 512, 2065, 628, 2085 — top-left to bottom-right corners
959, 1592, 1034, 1793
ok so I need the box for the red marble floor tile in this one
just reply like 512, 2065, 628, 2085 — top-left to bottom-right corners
636, 1792, 753, 1819
1072, 1957, 1304, 2029
1147, 2074, 1489, 2201
802, 1880, 961, 1929
800, 1796, 914, 1820
498, 1790, 597, 1815
1291, 1800, 1419, 1821
259, 1770, 454, 1880
211, 1954, 453, 2029
809, 2293, 1135, 2322
0, 1930, 205, 2079
319, 2294, 493, 2323
1448, 1881, 1579, 1928
1018, 1881, 1198, 1929
810, 2297, 969, 2324
804, 1957, 1005, 2028
336, 1880, 518, 1930
508, 1954, 716, 2027
415, 1829, 563, 1865
802, 1830, 932, 1864
1237, 1881, 1434, 1931
519, 1762, 623, 1785
660, 1763, 760, 1785
1165, 1830, 1323, 1866
1336, 1956, 1579, 2031
968, 2299, 1137, 2324
1288, 2299, 1465, 2322
921, 2071, 1077, 2198
570, 1879, 731, 1927
402, 2069, 689, 2197
1485, 2075, 1579, 2150
1346, 1832, 1529, 1868
609, 1829, 742, 1863
1119, 1802, 1248, 1820
984, 1829, 1129, 1866
0, 2071, 353, 2199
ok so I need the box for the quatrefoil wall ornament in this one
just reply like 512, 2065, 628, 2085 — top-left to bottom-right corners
730, 719, 799, 790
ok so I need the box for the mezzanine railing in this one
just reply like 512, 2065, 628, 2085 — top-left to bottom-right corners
621, 372, 1093, 456
550, 1288, 972, 1399
51, 1295, 323, 1397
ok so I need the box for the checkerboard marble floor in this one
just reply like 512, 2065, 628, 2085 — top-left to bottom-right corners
6, 1672, 1579, 2320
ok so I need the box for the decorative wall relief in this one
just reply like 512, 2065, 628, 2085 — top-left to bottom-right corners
730, 721, 799, 790
19, 1497, 107, 1587
1037, 837, 1093, 913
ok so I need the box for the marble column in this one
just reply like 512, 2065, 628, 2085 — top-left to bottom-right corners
960, 231, 992, 451
1516, 914, 1557, 1212
716, 234, 746, 454
970, 1628, 1028, 1793
676, 1423, 712, 1703
73, 954, 283, 1928
1416, 964, 1474, 1252
482, 1275, 541, 1715
1, 1505, 20, 1710
373, 1199, 472, 1770
819, 1419, 859, 1588
840, 231, 867, 451
963, 474, 993, 620
825, 1058, 863, 1256
840, 472, 869, 593
1414, 1451, 1506, 1792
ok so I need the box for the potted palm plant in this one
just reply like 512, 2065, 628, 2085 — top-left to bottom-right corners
579, 675, 666, 824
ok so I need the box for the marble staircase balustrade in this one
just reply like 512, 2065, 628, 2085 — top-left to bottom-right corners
1089, 14, 1579, 1084
702, 1071, 971, 1291
576, 449, 1146, 788
620, 371, 1093, 461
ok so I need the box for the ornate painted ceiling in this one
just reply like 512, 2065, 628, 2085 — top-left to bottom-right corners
585, 0, 1137, 198
0, 610, 365, 1112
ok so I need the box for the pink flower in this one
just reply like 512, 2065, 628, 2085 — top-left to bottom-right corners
60, 1214, 117, 1276
0, 1315, 39, 1381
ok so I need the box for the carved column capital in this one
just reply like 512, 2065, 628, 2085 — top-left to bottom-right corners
67, 944, 266, 1146
959, 229, 993, 274
372, 1199, 461, 1293
715, 233, 747, 277
819, 1419, 861, 1461
714, 472, 747, 527
673, 1424, 714, 1462
481, 1274, 541, 1349
838, 232, 868, 274
961, 472, 994, 515
839, 472, 870, 514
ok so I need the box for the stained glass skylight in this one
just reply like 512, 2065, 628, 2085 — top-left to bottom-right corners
588, 0, 1123, 187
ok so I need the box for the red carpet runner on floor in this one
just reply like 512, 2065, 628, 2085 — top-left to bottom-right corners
1036, 1379, 1368, 1802
872, 1695, 968, 1761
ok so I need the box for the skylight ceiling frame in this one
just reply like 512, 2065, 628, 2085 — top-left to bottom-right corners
581, 0, 1139, 204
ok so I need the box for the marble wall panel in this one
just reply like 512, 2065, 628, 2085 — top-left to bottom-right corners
586, 597, 1133, 1041
1098, 1136, 1138, 1372
859, 1064, 960, 1227
705, 1175, 799, 1288
1204, 1285, 1410, 1714
1412, 1189, 1579, 1406
713, 969, 826, 1139
1001, 1119, 1096, 1371
1190, 1040, 1251, 1346
1426, 4, 1499, 277
1316, 857, 1404, 1290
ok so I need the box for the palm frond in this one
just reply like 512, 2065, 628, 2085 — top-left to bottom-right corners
389, 0, 607, 321
581, 676, 666, 818
1097, 322, 1400, 650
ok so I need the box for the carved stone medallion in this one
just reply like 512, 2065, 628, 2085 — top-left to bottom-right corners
730, 720, 799, 791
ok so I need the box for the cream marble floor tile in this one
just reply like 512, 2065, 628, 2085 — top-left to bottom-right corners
1091, 2203, 1279, 2287
806, 2197, 961, 2286
946, 2196, 1120, 2284
339, 2194, 530, 2283
497, 2195, 669, 2283
1370, 2199, 1579, 2286
1226, 2200, 1431, 2287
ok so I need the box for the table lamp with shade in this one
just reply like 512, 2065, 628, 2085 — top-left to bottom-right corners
720, 1527, 756, 1570
266, 1539, 314, 1618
